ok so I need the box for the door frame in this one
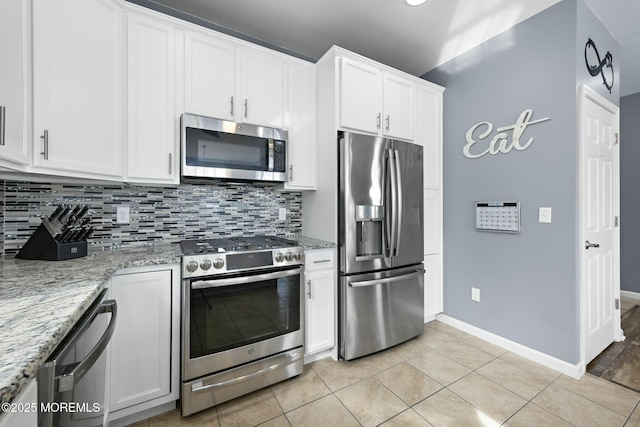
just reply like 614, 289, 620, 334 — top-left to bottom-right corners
579, 84, 622, 372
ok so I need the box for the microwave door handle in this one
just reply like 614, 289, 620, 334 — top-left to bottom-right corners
56, 300, 118, 392
394, 149, 402, 256
191, 268, 302, 290
268, 139, 275, 172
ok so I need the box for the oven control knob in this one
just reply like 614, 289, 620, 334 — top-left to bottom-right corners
212, 258, 225, 269
275, 253, 284, 263
200, 259, 212, 271
285, 252, 294, 262
294, 252, 302, 261
186, 261, 199, 273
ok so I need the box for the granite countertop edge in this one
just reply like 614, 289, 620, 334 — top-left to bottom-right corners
0, 243, 181, 408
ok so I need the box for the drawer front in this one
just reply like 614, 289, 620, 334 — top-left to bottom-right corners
304, 249, 335, 272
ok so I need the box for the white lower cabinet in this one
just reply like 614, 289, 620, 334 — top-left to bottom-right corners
0, 379, 37, 427
424, 254, 443, 321
304, 249, 336, 358
107, 265, 180, 422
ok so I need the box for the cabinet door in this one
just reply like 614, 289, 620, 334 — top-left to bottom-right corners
239, 49, 285, 128
125, 12, 178, 184
424, 254, 443, 321
418, 85, 442, 189
184, 31, 235, 120
32, 0, 124, 178
383, 72, 416, 141
424, 188, 441, 256
285, 63, 316, 190
305, 269, 336, 354
109, 270, 172, 412
339, 57, 382, 134
0, 0, 30, 166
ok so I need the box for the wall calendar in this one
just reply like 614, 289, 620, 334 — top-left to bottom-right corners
476, 201, 520, 234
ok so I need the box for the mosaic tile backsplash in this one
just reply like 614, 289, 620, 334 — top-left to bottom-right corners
0, 180, 302, 255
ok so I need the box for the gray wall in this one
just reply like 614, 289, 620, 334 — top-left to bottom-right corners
423, 0, 618, 364
621, 92, 640, 292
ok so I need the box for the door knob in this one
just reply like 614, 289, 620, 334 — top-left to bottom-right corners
585, 240, 600, 249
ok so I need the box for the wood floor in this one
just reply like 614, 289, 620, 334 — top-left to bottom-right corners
587, 295, 640, 392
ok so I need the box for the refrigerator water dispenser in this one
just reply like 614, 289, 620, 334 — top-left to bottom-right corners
355, 205, 384, 258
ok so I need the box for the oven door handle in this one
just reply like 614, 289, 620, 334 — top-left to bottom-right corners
191, 267, 302, 290
191, 350, 302, 393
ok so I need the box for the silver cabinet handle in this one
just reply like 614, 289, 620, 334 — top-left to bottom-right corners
0, 106, 5, 146
313, 259, 331, 264
40, 130, 49, 160
244, 99, 248, 118
386, 115, 390, 131
377, 113, 381, 130
349, 269, 424, 288
585, 240, 600, 249
168, 153, 172, 175
306, 279, 312, 299
230, 96, 234, 116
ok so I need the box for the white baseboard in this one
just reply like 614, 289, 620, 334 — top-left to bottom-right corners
621, 290, 640, 301
435, 314, 584, 379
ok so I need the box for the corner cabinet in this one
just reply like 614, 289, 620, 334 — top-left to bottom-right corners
0, 0, 30, 167
340, 56, 416, 141
304, 248, 336, 360
124, 10, 180, 184
285, 63, 317, 190
32, 0, 124, 179
107, 265, 180, 422
418, 84, 444, 321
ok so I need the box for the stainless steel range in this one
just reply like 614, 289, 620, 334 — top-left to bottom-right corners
179, 236, 304, 416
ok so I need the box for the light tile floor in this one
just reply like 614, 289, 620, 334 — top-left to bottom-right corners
128, 320, 640, 427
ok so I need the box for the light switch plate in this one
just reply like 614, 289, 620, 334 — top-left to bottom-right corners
539, 207, 552, 223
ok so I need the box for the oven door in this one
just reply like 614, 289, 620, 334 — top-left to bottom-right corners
182, 266, 304, 381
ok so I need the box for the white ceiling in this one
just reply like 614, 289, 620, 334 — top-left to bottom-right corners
144, 0, 640, 96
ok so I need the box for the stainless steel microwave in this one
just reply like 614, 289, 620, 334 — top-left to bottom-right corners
181, 113, 288, 182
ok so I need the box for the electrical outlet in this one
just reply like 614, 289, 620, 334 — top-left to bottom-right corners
116, 206, 130, 224
279, 208, 287, 221
471, 287, 480, 302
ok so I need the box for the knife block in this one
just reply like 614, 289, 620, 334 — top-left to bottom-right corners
16, 221, 88, 261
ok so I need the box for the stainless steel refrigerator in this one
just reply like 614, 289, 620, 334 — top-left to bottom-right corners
338, 131, 425, 360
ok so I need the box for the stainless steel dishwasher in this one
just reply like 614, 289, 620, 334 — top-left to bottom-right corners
37, 288, 117, 427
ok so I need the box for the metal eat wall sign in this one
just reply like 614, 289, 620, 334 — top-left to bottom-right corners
463, 109, 550, 159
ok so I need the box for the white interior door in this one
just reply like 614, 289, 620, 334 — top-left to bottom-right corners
581, 85, 620, 365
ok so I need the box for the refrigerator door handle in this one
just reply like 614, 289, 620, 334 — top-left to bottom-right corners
394, 149, 403, 256
349, 269, 425, 288
388, 149, 399, 257
384, 149, 393, 257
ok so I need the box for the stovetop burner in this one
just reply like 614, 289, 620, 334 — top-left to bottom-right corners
180, 235, 298, 255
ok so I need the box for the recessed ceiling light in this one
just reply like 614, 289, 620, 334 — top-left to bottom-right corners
405, 0, 427, 6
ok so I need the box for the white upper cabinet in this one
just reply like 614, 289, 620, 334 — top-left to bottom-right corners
0, 0, 30, 167
339, 57, 416, 141
125, 11, 179, 184
340, 58, 382, 134
184, 31, 236, 121
32, 0, 124, 178
239, 49, 286, 129
285, 63, 316, 190
185, 32, 286, 129
383, 72, 416, 141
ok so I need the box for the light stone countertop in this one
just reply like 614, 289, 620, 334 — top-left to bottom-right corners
0, 235, 334, 407
0, 243, 181, 407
